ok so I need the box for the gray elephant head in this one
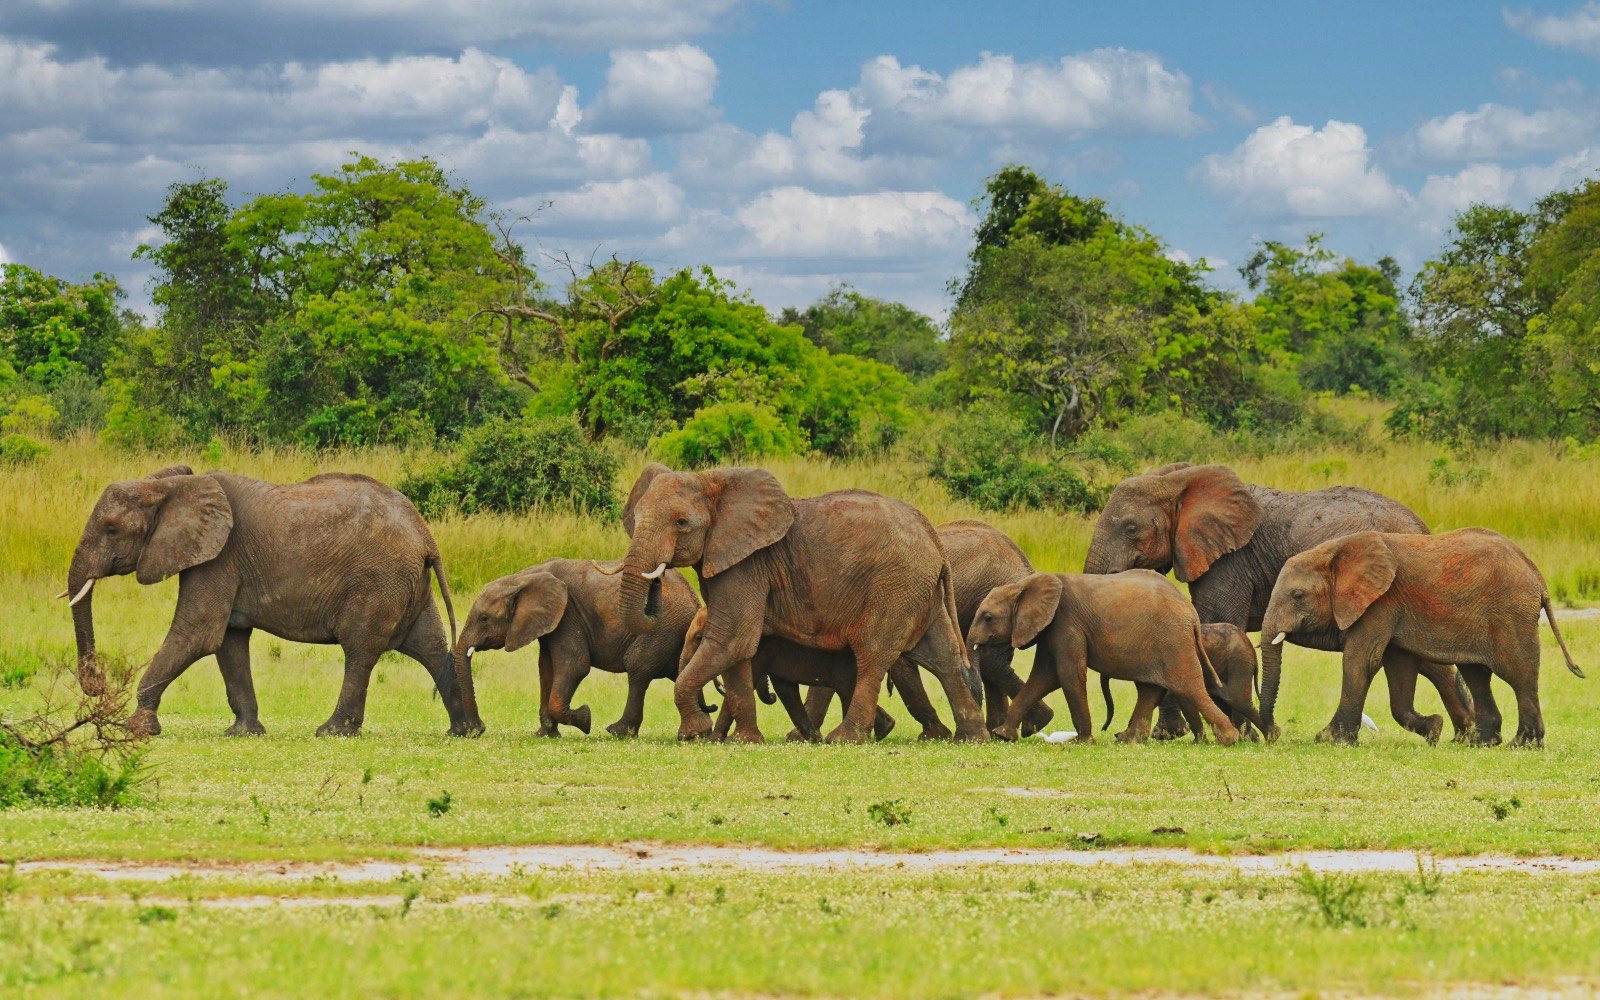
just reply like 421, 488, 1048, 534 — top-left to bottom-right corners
451, 569, 570, 722
1259, 532, 1396, 730
967, 574, 1063, 651
66, 466, 233, 695
615, 463, 794, 634
1082, 463, 1262, 583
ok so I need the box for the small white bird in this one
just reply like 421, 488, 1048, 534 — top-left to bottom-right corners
1361, 713, 1379, 733
1037, 730, 1079, 743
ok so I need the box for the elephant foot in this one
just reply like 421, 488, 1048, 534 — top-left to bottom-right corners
1021, 702, 1054, 738
315, 718, 362, 737
1114, 728, 1148, 744
536, 724, 561, 738
677, 712, 715, 742
125, 707, 161, 738
1315, 723, 1358, 746
562, 705, 592, 735
606, 720, 640, 739
825, 722, 869, 744
1451, 724, 1476, 744
1150, 720, 1189, 741
989, 725, 1019, 743
873, 712, 896, 742
449, 718, 486, 738
222, 719, 266, 737
1420, 715, 1444, 746
916, 723, 954, 741
1213, 727, 1241, 747
953, 723, 989, 743
785, 728, 821, 743
1265, 724, 1282, 744
1510, 727, 1544, 749
727, 727, 765, 744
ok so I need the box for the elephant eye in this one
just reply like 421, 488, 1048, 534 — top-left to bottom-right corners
675, 516, 690, 529
1122, 521, 1139, 537
104, 525, 118, 536
1291, 589, 1305, 601
981, 611, 993, 622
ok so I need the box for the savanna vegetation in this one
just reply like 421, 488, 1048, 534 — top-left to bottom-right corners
6, 153, 1600, 996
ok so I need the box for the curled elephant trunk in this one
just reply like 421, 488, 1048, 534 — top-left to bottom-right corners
617, 556, 669, 634
66, 553, 105, 697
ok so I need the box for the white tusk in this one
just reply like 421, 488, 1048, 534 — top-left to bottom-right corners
68, 579, 95, 606
1271, 632, 1286, 645
466, 646, 475, 658
55, 589, 69, 599
591, 560, 624, 576
641, 562, 668, 580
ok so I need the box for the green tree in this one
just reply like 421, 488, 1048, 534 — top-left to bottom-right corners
780, 286, 945, 378
1527, 179, 1600, 431
0, 264, 129, 387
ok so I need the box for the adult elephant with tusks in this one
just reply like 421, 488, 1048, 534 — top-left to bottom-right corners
63, 465, 481, 739
1083, 462, 1474, 744
612, 463, 987, 743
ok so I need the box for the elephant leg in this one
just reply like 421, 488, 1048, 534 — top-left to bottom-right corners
902, 611, 988, 743
712, 687, 736, 740
546, 658, 593, 735
1505, 633, 1545, 748
1150, 691, 1191, 741
993, 655, 1060, 742
826, 648, 896, 744
801, 684, 835, 733
1382, 649, 1443, 745
536, 646, 559, 737
984, 648, 1051, 736
722, 659, 764, 743
608, 671, 653, 739
1178, 700, 1206, 741
771, 677, 818, 742
398, 607, 481, 737
216, 627, 264, 736
1318, 634, 1386, 746
1116, 682, 1166, 743
317, 645, 383, 737
128, 627, 223, 737
1217, 677, 1269, 743
1416, 658, 1476, 743
1458, 663, 1502, 746
673, 640, 744, 741
889, 660, 952, 741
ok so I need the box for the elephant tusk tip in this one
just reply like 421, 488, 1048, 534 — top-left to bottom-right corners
466, 646, 475, 657
67, 579, 95, 606
55, 589, 68, 600
1271, 631, 1286, 645
641, 562, 668, 580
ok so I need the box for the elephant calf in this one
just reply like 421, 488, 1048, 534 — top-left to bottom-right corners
64, 466, 479, 738
1100, 622, 1272, 740
1263, 528, 1585, 747
970, 570, 1240, 745
454, 559, 700, 737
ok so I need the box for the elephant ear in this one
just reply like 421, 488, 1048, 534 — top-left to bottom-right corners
1011, 573, 1064, 649
506, 572, 568, 652
702, 468, 795, 579
135, 475, 233, 584
1330, 533, 1397, 631
1166, 465, 1263, 583
1148, 461, 1195, 476
623, 463, 672, 536
145, 465, 194, 479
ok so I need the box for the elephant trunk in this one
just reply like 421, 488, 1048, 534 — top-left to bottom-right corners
1258, 612, 1289, 737
1081, 539, 1112, 575
67, 549, 105, 697
618, 527, 674, 635
452, 640, 479, 726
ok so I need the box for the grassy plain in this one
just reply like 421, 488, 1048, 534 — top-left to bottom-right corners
5, 423, 1600, 996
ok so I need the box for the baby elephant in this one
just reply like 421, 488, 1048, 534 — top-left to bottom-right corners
453, 559, 700, 737
970, 570, 1240, 745
1263, 528, 1585, 747
1101, 622, 1272, 740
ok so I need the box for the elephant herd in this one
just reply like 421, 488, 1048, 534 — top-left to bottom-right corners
60, 460, 1585, 748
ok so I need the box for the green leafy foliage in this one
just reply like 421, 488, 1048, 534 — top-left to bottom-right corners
0, 433, 48, 466
926, 406, 1107, 513
652, 401, 806, 467
780, 286, 945, 378
398, 416, 618, 518
0, 264, 129, 387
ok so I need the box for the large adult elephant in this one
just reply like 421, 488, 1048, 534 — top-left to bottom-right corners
799, 519, 1052, 735
613, 463, 987, 743
1082, 462, 1473, 743
63, 465, 480, 738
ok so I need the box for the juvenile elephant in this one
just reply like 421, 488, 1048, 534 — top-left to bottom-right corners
1262, 529, 1585, 747
970, 570, 1240, 745
680, 608, 897, 742
453, 559, 700, 738
1083, 462, 1473, 744
612, 464, 986, 743
1101, 622, 1268, 740
64, 466, 479, 738
798, 519, 1052, 736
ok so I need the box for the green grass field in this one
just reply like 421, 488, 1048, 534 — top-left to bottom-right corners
5, 429, 1600, 996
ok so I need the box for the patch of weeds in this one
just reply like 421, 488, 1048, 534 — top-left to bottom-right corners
1475, 793, 1521, 821
984, 805, 1009, 828
427, 790, 453, 817
1427, 455, 1490, 488
136, 905, 178, 925
1294, 867, 1373, 929
868, 799, 912, 827
249, 794, 270, 828
0, 654, 150, 809
398, 886, 422, 918
713, 886, 726, 905
707, 814, 725, 827
818, 897, 837, 914
540, 902, 563, 919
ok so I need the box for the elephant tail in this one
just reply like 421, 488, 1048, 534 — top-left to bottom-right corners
1100, 673, 1114, 731
1194, 622, 1233, 712
428, 554, 457, 647
1543, 593, 1586, 679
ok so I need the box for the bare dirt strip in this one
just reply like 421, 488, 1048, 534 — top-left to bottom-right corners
16, 843, 1600, 885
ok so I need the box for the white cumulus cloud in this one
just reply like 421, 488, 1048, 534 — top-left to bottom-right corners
1505, 2, 1600, 58
731, 187, 974, 260
1195, 117, 1407, 218
585, 45, 720, 136
1415, 146, 1600, 230
1403, 102, 1594, 161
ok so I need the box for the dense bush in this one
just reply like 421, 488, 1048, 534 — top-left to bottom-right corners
652, 401, 806, 467
0, 433, 48, 465
926, 407, 1106, 513
0, 734, 146, 809
398, 416, 618, 518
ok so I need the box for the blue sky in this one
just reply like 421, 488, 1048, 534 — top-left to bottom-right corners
1, 1, 1598, 317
